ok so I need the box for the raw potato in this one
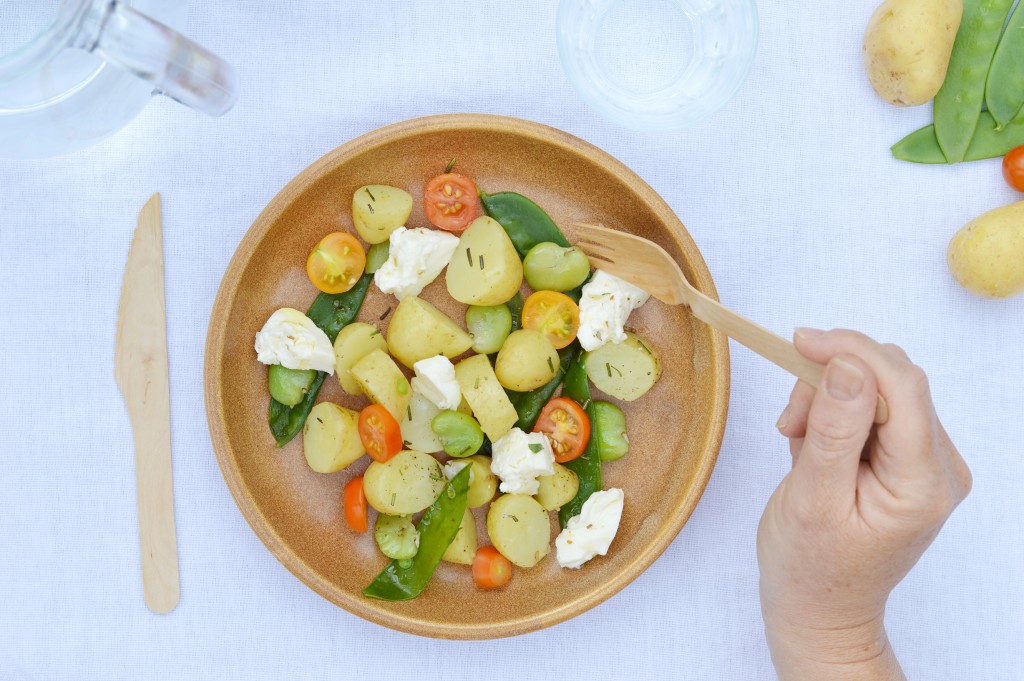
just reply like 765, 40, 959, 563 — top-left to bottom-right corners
494, 329, 559, 391
586, 332, 662, 401
446, 216, 524, 306
461, 454, 499, 508
442, 508, 478, 565
863, 0, 963, 107
534, 462, 580, 511
363, 450, 446, 515
400, 391, 444, 453
387, 296, 473, 369
302, 403, 364, 473
947, 201, 1024, 298
487, 494, 551, 568
352, 185, 413, 244
351, 349, 412, 421
333, 322, 387, 395
453, 354, 519, 440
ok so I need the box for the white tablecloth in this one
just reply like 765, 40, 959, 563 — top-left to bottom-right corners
1, 1, 1021, 678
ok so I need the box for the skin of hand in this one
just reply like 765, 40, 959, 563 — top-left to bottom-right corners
757, 329, 972, 681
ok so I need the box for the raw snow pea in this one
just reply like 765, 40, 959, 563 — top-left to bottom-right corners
365, 241, 390, 274
558, 351, 603, 528
267, 273, 372, 446
986, 1, 1024, 129
267, 365, 317, 407
505, 291, 525, 332
892, 112, 1024, 163
933, 0, 1015, 163
479, 191, 570, 258
363, 465, 471, 601
593, 401, 629, 462
374, 514, 420, 560
465, 304, 513, 354
431, 411, 485, 458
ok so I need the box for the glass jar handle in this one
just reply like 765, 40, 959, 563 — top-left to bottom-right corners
77, 0, 237, 117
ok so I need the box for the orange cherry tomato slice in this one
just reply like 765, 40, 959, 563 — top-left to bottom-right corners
533, 396, 591, 463
306, 232, 366, 294
423, 173, 479, 233
343, 476, 368, 533
358, 404, 403, 463
472, 546, 513, 589
521, 291, 580, 350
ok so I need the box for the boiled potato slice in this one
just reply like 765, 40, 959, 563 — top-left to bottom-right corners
442, 508, 478, 565
387, 296, 474, 369
333, 322, 387, 395
363, 450, 446, 514
352, 185, 413, 244
446, 216, 523, 306
494, 329, 559, 391
487, 494, 551, 568
453, 354, 518, 440
351, 348, 412, 421
453, 454, 499, 508
534, 462, 580, 511
400, 391, 444, 453
586, 332, 661, 401
302, 403, 364, 473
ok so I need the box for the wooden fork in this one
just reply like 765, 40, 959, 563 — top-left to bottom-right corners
573, 223, 889, 425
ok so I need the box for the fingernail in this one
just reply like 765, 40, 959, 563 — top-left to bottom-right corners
795, 327, 824, 340
826, 358, 864, 401
776, 405, 790, 431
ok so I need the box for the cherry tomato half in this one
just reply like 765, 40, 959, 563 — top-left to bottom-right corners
521, 291, 580, 350
423, 173, 479, 233
306, 232, 366, 294
358, 404, 403, 463
343, 476, 368, 533
533, 396, 591, 463
1003, 145, 1024, 192
472, 546, 513, 589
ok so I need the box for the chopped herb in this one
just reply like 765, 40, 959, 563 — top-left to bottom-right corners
504, 514, 520, 523
369, 329, 381, 338
528, 443, 543, 453
365, 188, 376, 202
367, 203, 375, 214
403, 440, 413, 448
391, 492, 396, 506
637, 340, 653, 355
316, 417, 323, 424
547, 357, 555, 373
466, 247, 473, 267
379, 307, 391, 321
478, 254, 485, 270
474, 377, 480, 390
407, 405, 412, 421
444, 157, 457, 173
607, 363, 622, 377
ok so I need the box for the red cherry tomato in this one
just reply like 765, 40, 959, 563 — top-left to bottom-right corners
343, 476, 368, 533
472, 546, 513, 589
1003, 145, 1024, 191
533, 397, 591, 463
423, 173, 479, 233
358, 404, 403, 463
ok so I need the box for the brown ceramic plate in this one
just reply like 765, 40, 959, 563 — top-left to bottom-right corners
204, 114, 729, 639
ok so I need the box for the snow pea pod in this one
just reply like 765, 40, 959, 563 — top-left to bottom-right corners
558, 352, 603, 528
267, 273, 372, 446
892, 111, 1024, 163
986, 0, 1024, 129
506, 291, 525, 332
508, 345, 580, 432
363, 465, 471, 601
480, 191, 570, 258
934, 0, 1015, 162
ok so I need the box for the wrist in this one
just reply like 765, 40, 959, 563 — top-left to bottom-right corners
763, 615, 905, 681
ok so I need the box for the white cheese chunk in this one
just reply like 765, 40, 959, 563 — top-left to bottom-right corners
374, 226, 459, 300
555, 488, 625, 569
254, 307, 335, 374
577, 269, 651, 351
490, 428, 555, 496
411, 355, 461, 410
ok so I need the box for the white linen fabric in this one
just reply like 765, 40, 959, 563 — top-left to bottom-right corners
1, 2, 1021, 679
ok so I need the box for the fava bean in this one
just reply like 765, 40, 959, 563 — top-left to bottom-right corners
365, 241, 390, 274
593, 401, 629, 462
523, 242, 591, 292
892, 111, 1024, 163
465, 304, 513, 354
267, 364, 317, 407
431, 410, 485, 458
374, 514, 420, 560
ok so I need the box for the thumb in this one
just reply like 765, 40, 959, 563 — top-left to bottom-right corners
791, 355, 877, 509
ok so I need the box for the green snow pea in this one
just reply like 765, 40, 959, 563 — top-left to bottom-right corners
987, 0, 1024, 128
593, 401, 629, 462
934, 0, 1015, 162
505, 292, 525, 332
480, 191, 570, 258
507, 345, 580, 432
363, 465, 471, 601
267, 273, 372, 446
892, 112, 1024, 163
558, 352, 603, 528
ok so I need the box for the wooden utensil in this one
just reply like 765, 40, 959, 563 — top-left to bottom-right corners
573, 222, 890, 425
114, 192, 180, 614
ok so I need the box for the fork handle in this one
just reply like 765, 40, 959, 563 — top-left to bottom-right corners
686, 289, 889, 425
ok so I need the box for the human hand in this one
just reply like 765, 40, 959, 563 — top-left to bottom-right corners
757, 329, 972, 681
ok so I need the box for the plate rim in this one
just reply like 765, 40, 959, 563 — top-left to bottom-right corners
203, 113, 730, 639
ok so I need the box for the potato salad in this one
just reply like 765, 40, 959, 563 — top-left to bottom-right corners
252, 165, 664, 600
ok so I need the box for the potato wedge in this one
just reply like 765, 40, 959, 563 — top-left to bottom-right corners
352, 185, 413, 244
351, 348, 412, 421
453, 354, 518, 440
363, 450, 446, 515
487, 494, 551, 568
586, 332, 661, 401
534, 462, 580, 511
442, 508, 478, 565
302, 403, 364, 473
333, 322, 387, 395
446, 216, 523, 306
387, 296, 473, 369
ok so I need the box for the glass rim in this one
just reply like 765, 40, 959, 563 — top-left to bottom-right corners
0, 0, 92, 84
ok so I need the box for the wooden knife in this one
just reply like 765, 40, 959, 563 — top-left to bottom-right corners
114, 192, 180, 614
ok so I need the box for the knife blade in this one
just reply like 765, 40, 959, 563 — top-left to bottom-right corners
114, 192, 180, 614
